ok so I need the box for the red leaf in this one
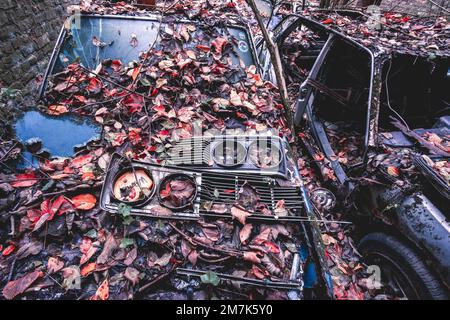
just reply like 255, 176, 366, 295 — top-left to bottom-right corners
263, 241, 280, 254
121, 94, 143, 113
243, 251, 261, 264
127, 128, 142, 145
251, 265, 268, 279
71, 154, 92, 168
27, 209, 41, 224
71, 194, 97, 211
211, 37, 227, 54
387, 166, 400, 177
2, 244, 15, 256
48, 196, 67, 220
87, 77, 102, 94
159, 183, 171, 198
321, 18, 334, 25
196, 44, 210, 52
110, 60, 122, 72
11, 172, 38, 188
48, 105, 69, 115
81, 262, 96, 277
131, 66, 140, 81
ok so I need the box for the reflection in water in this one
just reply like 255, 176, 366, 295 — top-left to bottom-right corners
14, 111, 100, 168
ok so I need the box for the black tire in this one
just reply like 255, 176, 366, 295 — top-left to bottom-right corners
358, 232, 448, 300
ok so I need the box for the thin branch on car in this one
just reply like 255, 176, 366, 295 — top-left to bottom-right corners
390, 117, 450, 157
246, 0, 295, 136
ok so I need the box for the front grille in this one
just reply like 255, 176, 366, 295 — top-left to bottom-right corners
100, 153, 307, 222
199, 172, 304, 218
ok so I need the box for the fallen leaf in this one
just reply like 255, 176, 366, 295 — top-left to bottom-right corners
11, 172, 38, 188
15, 241, 42, 259
71, 154, 93, 168
243, 251, 262, 264
96, 234, 118, 265
239, 224, 253, 244
231, 206, 251, 225
156, 78, 167, 88
124, 267, 140, 286
62, 265, 81, 290
188, 250, 198, 266
48, 105, 68, 115
87, 77, 102, 94
387, 166, 400, 177
322, 234, 337, 246
211, 37, 227, 54
80, 237, 97, 265
81, 262, 96, 277
90, 278, 109, 300
2, 270, 43, 300
2, 244, 15, 256
71, 194, 97, 210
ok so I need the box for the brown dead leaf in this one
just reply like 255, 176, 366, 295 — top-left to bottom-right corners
239, 224, 253, 244
96, 234, 118, 265
124, 267, 140, 286
90, 278, 109, 300
243, 251, 262, 264
231, 206, 251, 225
188, 250, 198, 266
2, 270, 43, 300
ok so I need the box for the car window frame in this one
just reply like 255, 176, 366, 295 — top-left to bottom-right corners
278, 15, 376, 189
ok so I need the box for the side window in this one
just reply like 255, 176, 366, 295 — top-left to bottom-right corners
279, 22, 328, 84
313, 41, 371, 169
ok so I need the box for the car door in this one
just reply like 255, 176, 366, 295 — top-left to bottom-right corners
291, 31, 374, 195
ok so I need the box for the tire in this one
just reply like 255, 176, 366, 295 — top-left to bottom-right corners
358, 232, 448, 300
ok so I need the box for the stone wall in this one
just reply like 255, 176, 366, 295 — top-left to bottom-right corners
0, 0, 78, 92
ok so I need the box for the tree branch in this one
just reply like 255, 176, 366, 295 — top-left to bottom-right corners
246, 0, 295, 136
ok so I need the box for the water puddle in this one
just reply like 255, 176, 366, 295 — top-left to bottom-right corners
14, 110, 101, 168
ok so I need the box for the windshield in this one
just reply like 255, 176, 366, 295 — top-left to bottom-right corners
52, 15, 256, 73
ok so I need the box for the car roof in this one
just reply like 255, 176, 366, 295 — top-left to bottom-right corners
293, 9, 450, 58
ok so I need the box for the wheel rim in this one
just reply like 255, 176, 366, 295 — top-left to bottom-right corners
364, 251, 420, 300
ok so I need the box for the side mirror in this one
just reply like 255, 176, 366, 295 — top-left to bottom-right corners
294, 82, 310, 126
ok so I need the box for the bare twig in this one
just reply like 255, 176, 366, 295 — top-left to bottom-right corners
168, 222, 242, 257
137, 265, 176, 294
246, 0, 295, 136
390, 117, 450, 157
427, 0, 450, 14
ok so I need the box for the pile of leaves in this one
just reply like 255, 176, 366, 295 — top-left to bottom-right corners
303, 9, 450, 57
294, 139, 367, 300
323, 122, 365, 167
0, 0, 305, 301
422, 155, 450, 185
